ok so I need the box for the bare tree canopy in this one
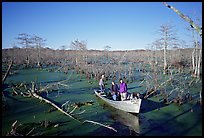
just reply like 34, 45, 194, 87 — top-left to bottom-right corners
31, 35, 46, 48
69, 39, 87, 50
158, 24, 179, 49
60, 45, 67, 50
16, 33, 32, 48
104, 45, 111, 51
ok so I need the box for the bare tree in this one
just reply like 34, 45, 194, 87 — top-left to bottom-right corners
69, 39, 87, 67
31, 35, 46, 68
60, 45, 67, 50
190, 29, 202, 78
163, 2, 202, 77
104, 45, 111, 51
59, 45, 66, 59
143, 41, 161, 98
10, 43, 16, 62
69, 39, 87, 51
104, 45, 111, 61
157, 24, 178, 74
16, 33, 32, 66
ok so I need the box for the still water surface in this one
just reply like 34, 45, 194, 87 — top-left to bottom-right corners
2, 69, 202, 136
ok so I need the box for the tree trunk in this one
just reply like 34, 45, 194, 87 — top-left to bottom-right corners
191, 29, 201, 78
2, 60, 13, 84
163, 32, 168, 74
37, 45, 41, 68
192, 49, 195, 71
163, 2, 202, 38
194, 43, 198, 76
197, 47, 202, 78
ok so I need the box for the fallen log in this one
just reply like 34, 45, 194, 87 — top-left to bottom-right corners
31, 91, 80, 123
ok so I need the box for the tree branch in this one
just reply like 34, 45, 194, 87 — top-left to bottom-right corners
163, 2, 202, 38
83, 120, 117, 132
2, 60, 13, 84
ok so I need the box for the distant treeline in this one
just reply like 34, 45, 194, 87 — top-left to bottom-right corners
2, 47, 193, 67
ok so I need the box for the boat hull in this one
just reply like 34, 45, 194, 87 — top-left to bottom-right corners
94, 90, 142, 113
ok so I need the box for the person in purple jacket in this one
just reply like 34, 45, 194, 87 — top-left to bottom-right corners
119, 78, 127, 101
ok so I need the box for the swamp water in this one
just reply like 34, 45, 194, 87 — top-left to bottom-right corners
2, 68, 202, 136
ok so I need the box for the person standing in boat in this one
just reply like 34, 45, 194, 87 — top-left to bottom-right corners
110, 81, 119, 101
119, 78, 128, 101
99, 75, 105, 92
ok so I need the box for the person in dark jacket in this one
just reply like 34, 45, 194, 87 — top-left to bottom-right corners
111, 81, 119, 100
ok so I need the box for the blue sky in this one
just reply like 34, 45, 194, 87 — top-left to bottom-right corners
2, 2, 202, 50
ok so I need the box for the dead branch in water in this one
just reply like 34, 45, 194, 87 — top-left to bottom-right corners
6, 120, 23, 136
2, 61, 13, 101
83, 120, 117, 132
30, 82, 81, 123
38, 79, 69, 93
26, 128, 35, 136
11, 81, 81, 123
69, 105, 78, 114
9, 81, 117, 134
2, 60, 13, 84
144, 90, 155, 99
73, 110, 86, 115
32, 92, 80, 123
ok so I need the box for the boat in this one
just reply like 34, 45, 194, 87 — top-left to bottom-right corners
97, 98, 140, 134
94, 90, 142, 113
